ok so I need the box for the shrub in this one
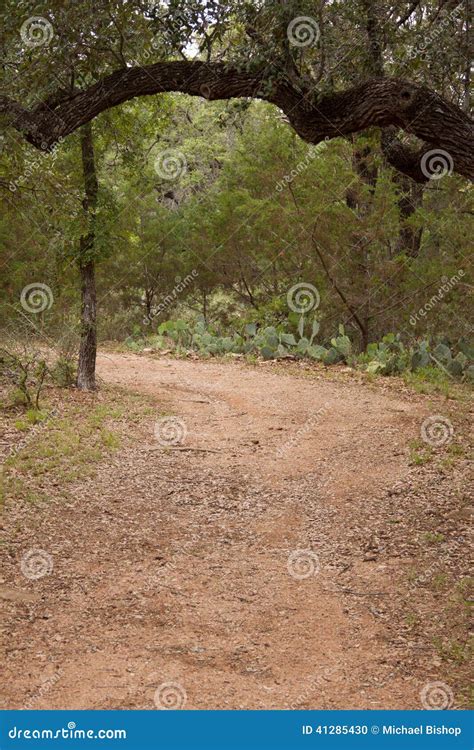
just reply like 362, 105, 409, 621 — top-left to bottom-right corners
125, 316, 473, 383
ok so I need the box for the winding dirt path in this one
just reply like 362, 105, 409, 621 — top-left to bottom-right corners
2, 353, 435, 709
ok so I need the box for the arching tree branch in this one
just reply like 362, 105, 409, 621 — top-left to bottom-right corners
1, 61, 472, 181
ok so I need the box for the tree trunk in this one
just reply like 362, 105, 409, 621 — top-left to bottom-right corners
77, 258, 97, 390
77, 122, 98, 391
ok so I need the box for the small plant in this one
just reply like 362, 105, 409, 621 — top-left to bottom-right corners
421, 531, 445, 545
359, 333, 409, 375
14, 409, 47, 430
50, 356, 76, 387
127, 315, 473, 387
324, 324, 352, 365
0, 346, 48, 409
409, 439, 433, 466
432, 573, 449, 590
434, 637, 473, 665
404, 613, 419, 628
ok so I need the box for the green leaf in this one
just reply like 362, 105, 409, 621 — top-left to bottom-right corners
260, 346, 274, 360
265, 333, 279, 348
307, 345, 327, 360
458, 338, 474, 360
288, 312, 301, 328
464, 365, 474, 382
366, 360, 385, 374
454, 351, 468, 368
298, 315, 305, 338
411, 350, 430, 370
331, 335, 351, 360
296, 337, 310, 353
263, 326, 277, 337
276, 344, 291, 358
432, 343, 452, 364
447, 359, 463, 377
324, 347, 344, 365
310, 318, 320, 345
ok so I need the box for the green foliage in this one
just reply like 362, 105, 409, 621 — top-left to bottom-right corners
50, 356, 76, 388
359, 335, 472, 381
360, 333, 409, 375
1, 93, 471, 364
0, 346, 48, 409
128, 316, 473, 383
0, 3, 471, 392
326, 325, 352, 365
409, 439, 434, 466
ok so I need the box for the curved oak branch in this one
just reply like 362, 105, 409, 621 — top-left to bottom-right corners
1, 61, 472, 181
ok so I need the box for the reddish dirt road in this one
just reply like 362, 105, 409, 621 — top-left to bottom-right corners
2, 353, 468, 709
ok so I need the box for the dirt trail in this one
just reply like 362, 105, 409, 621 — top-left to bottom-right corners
2, 353, 436, 709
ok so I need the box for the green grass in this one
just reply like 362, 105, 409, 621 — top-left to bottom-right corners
420, 531, 445, 545
433, 635, 473, 665
14, 408, 47, 430
404, 612, 419, 628
409, 438, 433, 465
440, 442, 469, 469
402, 367, 468, 399
432, 572, 449, 589
1, 388, 155, 510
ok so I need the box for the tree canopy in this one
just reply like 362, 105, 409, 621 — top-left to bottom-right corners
0, 0, 472, 390
1, 0, 473, 180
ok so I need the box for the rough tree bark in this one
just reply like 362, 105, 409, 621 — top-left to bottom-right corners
1, 62, 472, 182
76, 122, 98, 391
